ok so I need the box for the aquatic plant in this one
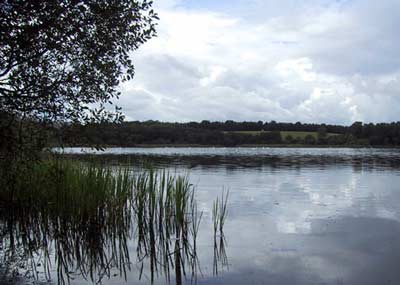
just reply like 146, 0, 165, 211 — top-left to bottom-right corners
0, 160, 135, 284
212, 189, 229, 236
0, 160, 209, 285
133, 169, 202, 285
212, 189, 229, 275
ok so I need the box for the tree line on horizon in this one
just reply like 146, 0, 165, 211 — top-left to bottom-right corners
61, 120, 400, 147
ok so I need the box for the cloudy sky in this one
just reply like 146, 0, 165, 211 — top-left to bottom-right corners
118, 0, 400, 124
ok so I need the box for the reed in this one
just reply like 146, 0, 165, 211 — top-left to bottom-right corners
219, 189, 229, 234
133, 169, 202, 285
212, 189, 229, 276
0, 159, 207, 285
0, 159, 136, 284
212, 189, 229, 237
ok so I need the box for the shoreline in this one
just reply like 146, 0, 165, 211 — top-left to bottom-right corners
52, 144, 400, 149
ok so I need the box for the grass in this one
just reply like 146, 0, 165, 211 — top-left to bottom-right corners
226, 130, 338, 139
0, 159, 222, 285
281, 131, 338, 139
282, 131, 318, 139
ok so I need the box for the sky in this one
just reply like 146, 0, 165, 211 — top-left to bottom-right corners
118, 0, 400, 124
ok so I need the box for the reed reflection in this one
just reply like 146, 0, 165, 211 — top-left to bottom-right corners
212, 190, 229, 276
0, 200, 132, 284
0, 162, 226, 285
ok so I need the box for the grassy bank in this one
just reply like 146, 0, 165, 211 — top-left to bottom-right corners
225, 130, 336, 137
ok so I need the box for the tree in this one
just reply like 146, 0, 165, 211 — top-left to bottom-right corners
0, 0, 158, 160
304, 134, 316, 145
350, 121, 363, 138
285, 134, 294, 144
0, 0, 157, 124
317, 124, 327, 141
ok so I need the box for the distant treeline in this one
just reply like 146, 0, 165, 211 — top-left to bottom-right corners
61, 120, 400, 147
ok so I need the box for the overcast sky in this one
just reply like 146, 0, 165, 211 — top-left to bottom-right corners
118, 0, 400, 124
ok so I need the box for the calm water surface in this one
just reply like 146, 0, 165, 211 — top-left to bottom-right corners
15, 148, 400, 284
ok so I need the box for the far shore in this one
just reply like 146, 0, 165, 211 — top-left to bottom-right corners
53, 144, 400, 149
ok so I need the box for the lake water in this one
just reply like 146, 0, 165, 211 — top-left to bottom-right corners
9, 148, 400, 284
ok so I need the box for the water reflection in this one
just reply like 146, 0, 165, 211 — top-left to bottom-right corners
0, 201, 132, 284
197, 165, 400, 285
211, 215, 400, 285
212, 191, 229, 276
6, 147, 400, 284
213, 234, 228, 277
0, 171, 226, 285
60, 147, 400, 171
58, 147, 400, 157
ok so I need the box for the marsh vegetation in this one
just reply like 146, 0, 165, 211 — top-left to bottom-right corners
0, 160, 228, 284
212, 190, 229, 276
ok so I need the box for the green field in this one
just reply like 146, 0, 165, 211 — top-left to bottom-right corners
226, 130, 338, 140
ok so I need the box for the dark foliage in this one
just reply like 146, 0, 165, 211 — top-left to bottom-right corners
0, 0, 157, 123
61, 120, 400, 147
0, 0, 158, 163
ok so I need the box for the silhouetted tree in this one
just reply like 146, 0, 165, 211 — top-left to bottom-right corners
0, 0, 158, 159
304, 134, 316, 145
317, 124, 327, 143
350, 122, 363, 138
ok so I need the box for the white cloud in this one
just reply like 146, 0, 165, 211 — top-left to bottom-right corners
276, 58, 317, 82
118, 0, 400, 124
199, 66, 227, 87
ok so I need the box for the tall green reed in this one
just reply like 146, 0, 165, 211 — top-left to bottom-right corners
0, 159, 233, 284
133, 168, 202, 285
212, 189, 229, 276
0, 160, 207, 285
